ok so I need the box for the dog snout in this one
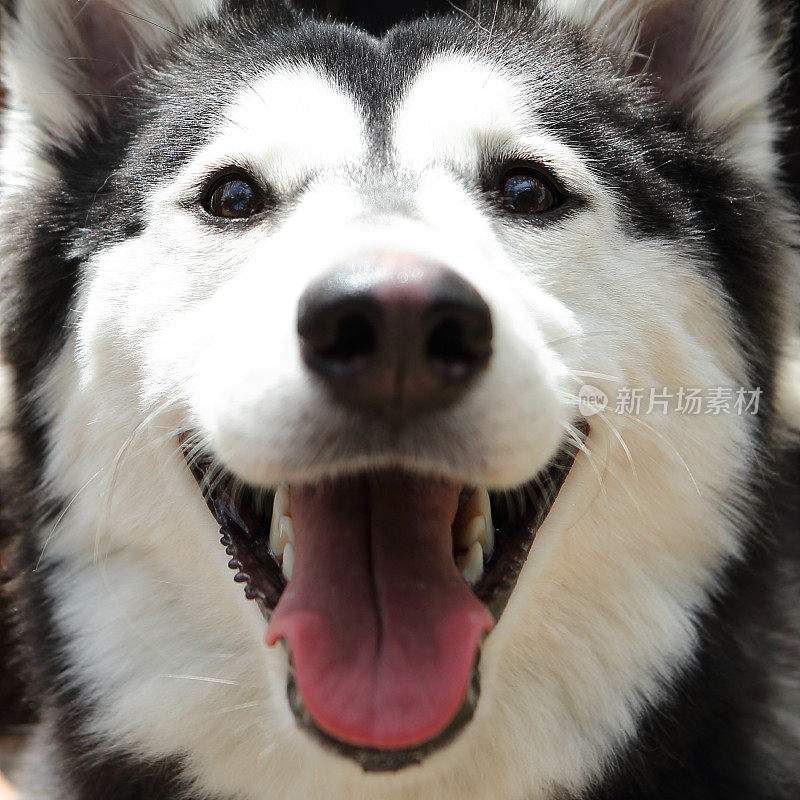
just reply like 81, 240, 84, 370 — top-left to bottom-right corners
297, 256, 493, 419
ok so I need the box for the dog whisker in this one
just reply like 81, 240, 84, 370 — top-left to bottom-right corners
160, 674, 240, 686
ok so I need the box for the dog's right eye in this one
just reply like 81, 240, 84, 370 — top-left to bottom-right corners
498, 166, 563, 216
202, 173, 267, 219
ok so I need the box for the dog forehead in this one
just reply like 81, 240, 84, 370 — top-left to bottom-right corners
201, 64, 366, 181
187, 49, 530, 182
394, 53, 530, 169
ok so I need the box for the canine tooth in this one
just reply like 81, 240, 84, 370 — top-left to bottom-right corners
455, 489, 494, 558
269, 486, 292, 554
270, 515, 295, 557
465, 487, 491, 520
280, 516, 294, 543
482, 521, 494, 559
466, 516, 494, 558
457, 542, 485, 585
275, 484, 291, 516
269, 520, 282, 555
282, 543, 296, 581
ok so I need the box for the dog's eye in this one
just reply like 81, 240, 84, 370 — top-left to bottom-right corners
203, 173, 266, 219
499, 167, 563, 215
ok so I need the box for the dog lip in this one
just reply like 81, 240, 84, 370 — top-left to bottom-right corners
181, 439, 286, 610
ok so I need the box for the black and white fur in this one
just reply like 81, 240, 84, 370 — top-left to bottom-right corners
1, 0, 799, 797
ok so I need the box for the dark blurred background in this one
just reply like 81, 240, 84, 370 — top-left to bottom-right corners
0, 0, 799, 763
298, 0, 451, 34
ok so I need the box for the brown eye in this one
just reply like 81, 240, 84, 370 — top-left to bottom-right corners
500, 167, 563, 215
203, 173, 266, 219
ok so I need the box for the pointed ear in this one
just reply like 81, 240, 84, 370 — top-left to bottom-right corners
540, 0, 786, 176
3, 0, 229, 141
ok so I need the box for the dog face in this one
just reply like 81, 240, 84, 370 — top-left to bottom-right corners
1, 0, 796, 798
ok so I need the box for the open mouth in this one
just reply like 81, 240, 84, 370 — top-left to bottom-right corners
184, 423, 587, 771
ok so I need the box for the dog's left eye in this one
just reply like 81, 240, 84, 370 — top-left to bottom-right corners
203, 173, 267, 219
499, 167, 563, 216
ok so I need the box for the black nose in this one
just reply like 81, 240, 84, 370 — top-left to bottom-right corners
297, 257, 493, 419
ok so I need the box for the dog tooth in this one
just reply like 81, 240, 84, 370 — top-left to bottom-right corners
475, 488, 495, 557
463, 515, 494, 559
269, 485, 292, 554
270, 515, 294, 556
282, 543, 296, 581
484, 522, 495, 560
269, 519, 282, 555
463, 488, 491, 523
456, 516, 481, 549
457, 541, 485, 585
464, 489, 494, 534
455, 488, 495, 558
276, 484, 291, 515
280, 516, 294, 544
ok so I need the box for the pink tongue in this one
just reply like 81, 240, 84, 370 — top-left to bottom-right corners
266, 472, 493, 750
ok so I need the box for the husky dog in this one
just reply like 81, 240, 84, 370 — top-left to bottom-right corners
1, 0, 799, 797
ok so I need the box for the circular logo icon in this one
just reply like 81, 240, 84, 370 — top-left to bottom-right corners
578, 384, 608, 417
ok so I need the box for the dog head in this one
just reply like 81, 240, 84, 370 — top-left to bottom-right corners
1, 0, 797, 797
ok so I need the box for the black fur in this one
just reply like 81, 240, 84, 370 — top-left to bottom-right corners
587, 444, 800, 799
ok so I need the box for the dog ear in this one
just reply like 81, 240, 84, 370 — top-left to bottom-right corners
539, 0, 786, 176
1, 0, 293, 142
